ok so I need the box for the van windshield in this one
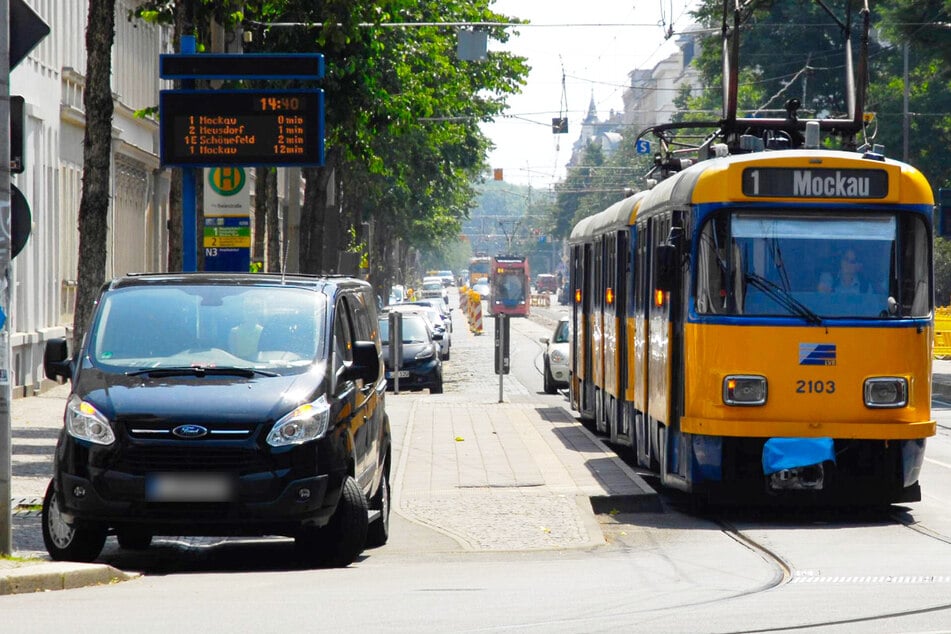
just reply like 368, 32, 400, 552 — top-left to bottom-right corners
91, 285, 327, 371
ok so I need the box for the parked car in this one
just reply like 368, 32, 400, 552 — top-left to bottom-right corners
387, 303, 451, 360
407, 299, 453, 333
540, 315, 570, 393
436, 270, 455, 287
472, 279, 491, 303
379, 313, 443, 393
419, 277, 446, 301
41, 273, 391, 566
388, 284, 406, 305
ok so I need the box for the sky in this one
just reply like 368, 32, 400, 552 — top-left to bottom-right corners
480, 0, 700, 188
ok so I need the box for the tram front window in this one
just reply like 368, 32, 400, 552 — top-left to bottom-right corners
695, 211, 931, 319
495, 273, 526, 304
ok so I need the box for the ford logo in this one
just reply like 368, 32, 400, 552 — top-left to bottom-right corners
172, 424, 208, 439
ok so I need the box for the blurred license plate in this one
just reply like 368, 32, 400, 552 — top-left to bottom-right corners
146, 473, 234, 502
386, 370, 410, 379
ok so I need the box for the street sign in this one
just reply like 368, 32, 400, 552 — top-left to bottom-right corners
10, 0, 50, 69
159, 89, 324, 167
10, 185, 31, 259
160, 53, 324, 80
636, 139, 651, 154
203, 217, 251, 272
204, 167, 250, 216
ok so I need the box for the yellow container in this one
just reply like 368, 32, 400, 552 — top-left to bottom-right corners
935, 308, 951, 358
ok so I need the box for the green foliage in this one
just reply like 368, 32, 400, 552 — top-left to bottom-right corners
241, 0, 528, 260
936, 237, 951, 307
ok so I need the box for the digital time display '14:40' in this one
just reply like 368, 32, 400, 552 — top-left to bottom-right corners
159, 89, 325, 167
257, 96, 304, 112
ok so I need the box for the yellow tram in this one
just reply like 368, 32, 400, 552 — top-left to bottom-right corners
570, 146, 935, 504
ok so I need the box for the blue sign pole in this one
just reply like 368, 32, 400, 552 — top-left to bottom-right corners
180, 35, 197, 272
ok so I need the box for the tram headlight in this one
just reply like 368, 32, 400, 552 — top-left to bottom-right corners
723, 375, 767, 406
864, 377, 907, 408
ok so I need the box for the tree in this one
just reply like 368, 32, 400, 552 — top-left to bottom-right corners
132, 1, 528, 290
73, 0, 117, 351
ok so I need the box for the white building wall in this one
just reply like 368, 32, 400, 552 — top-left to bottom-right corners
9, 0, 170, 395
622, 36, 702, 135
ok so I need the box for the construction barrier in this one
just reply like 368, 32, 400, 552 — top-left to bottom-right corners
466, 290, 483, 335
530, 293, 550, 307
471, 295, 483, 335
936, 309, 951, 358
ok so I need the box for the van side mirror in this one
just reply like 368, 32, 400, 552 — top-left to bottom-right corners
339, 340, 381, 385
44, 338, 72, 382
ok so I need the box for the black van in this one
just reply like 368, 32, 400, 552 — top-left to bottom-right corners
42, 273, 390, 567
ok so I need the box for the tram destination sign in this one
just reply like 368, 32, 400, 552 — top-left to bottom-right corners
742, 167, 888, 199
160, 89, 324, 167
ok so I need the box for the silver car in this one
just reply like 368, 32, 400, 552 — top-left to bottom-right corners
540, 315, 569, 393
387, 304, 451, 360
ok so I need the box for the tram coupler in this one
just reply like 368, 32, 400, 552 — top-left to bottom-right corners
767, 464, 824, 491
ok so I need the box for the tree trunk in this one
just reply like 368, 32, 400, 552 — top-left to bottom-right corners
266, 168, 280, 271
166, 170, 182, 271
300, 148, 338, 274
72, 0, 116, 351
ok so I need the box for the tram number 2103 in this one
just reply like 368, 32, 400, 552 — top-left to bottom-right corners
796, 379, 836, 394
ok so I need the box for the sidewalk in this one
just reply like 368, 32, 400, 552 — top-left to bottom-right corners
2, 381, 138, 594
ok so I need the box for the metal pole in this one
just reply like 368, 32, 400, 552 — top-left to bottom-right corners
0, 0, 13, 555
497, 314, 504, 403
902, 42, 910, 163
181, 35, 197, 272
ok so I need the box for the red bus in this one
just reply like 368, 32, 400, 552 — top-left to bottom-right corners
489, 255, 530, 317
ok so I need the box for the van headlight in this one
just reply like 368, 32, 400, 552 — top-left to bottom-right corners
549, 348, 567, 364
723, 375, 767, 406
65, 394, 115, 445
864, 377, 907, 408
267, 395, 331, 447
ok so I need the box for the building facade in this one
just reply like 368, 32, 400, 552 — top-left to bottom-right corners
10, 1, 172, 395
621, 33, 702, 134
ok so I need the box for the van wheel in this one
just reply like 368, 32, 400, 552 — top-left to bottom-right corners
42, 479, 106, 562
366, 470, 390, 548
543, 359, 556, 394
297, 476, 368, 568
116, 529, 153, 551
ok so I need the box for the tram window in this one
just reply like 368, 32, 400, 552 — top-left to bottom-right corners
695, 211, 927, 319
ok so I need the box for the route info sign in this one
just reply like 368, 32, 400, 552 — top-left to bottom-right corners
203, 167, 250, 272
160, 89, 324, 167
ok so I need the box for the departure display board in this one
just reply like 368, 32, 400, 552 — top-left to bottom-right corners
159, 89, 324, 167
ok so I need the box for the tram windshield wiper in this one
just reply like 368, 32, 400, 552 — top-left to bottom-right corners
744, 273, 823, 325
126, 366, 279, 378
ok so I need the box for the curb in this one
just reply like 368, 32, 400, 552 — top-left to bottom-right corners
0, 562, 139, 595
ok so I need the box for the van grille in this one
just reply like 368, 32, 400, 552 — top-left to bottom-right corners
114, 446, 270, 475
